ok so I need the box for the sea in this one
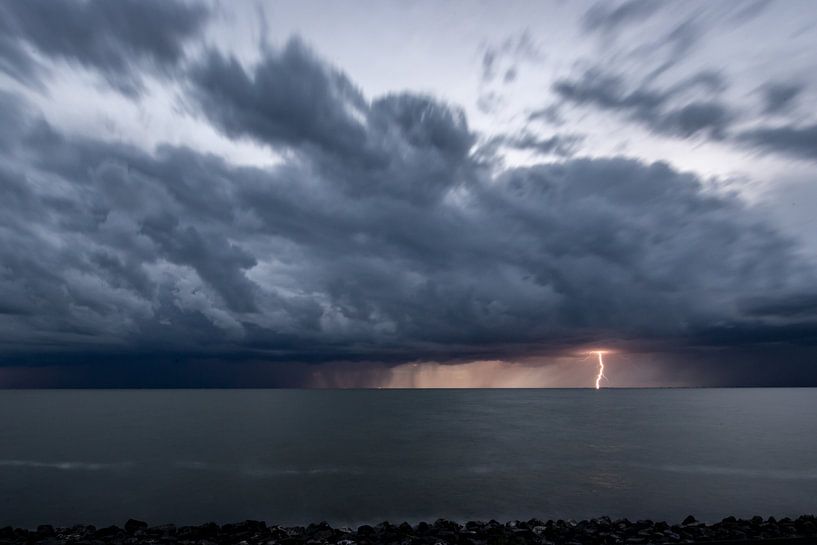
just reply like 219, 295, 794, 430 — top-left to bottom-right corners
1, 388, 816, 528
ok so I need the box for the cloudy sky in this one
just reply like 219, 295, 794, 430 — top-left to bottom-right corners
1, 0, 817, 387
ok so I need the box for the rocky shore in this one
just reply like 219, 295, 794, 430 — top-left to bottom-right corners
3, 516, 817, 545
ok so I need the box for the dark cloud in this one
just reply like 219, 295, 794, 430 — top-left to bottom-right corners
760, 82, 804, 114
557, 3, 817, 167
737, 123, 817, 161
528, 105, 565, 126
481, 132, 583, 158
479, 32, 541, 84
0, 0, 209, 94
1, 34, 817, 385
553, 69, 735, 139
653, 101, 734, 139
742, 293, 817, 321
582, 0, 663, 34
477, 32, 542, 114
190, 39, 369, 158
190, 38, 475, 204
552, 70, 666, 120
551, 68, 817, 162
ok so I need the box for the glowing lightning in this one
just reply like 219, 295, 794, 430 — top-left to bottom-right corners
594, 351, 605, 390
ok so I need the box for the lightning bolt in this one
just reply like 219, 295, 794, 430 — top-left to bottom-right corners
594, 351, 605, 390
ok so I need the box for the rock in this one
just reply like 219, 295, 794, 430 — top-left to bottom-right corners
36, 524, 55, 536
125, 519, 148, 534
681, 516, 696, 526
95, 525, 123, 538
5, 515, 817, 545
151, 524, 177, 536
434, 519, 461, 531
201, 522, 220, 537
239, 519, 268, 533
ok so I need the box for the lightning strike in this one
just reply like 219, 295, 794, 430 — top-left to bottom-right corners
594, 351, 606, 389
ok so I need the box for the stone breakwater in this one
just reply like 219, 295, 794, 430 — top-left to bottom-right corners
2, 516, 817, 545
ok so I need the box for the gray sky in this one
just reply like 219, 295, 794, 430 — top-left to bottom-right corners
1, 0, 817, 387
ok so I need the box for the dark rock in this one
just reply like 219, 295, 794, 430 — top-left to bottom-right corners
6, 515, 817, 545
95, 525, 123, 538
125, 519, 148, 534
201, 522, 220, 537
151, 524, 177, 536
177, 522, 218, 540
243, 519, 268, 533
434, 519, 461, 531
36, 525, 55, 536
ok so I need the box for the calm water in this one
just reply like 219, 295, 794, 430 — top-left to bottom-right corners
1, 388, 816, 527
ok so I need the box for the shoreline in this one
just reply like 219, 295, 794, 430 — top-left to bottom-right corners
2, 516, 816, 544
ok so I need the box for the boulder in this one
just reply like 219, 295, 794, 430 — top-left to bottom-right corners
36, 525, 55, 536
125, 519, 148, 534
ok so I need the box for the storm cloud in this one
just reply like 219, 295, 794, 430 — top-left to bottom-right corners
0, 0, 209, 93
582, 0, 664, 35
552, 69, 735, 140
737, 123, 817, 162
1, 1, 817, 386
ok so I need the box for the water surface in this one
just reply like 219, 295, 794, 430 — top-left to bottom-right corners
1, 388, 815, 527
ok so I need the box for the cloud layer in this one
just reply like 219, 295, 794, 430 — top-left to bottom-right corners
1, 1, 816, 386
